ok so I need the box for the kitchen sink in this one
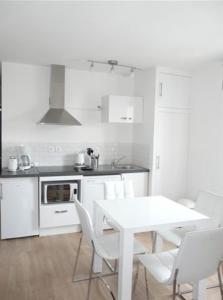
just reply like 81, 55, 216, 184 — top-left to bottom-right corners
114, 164, 136, 170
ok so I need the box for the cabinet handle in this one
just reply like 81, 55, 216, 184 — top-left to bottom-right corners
159, 82, 163, 97
120, 117, 127, 120
156, 156, 160, 169
128, 117, 132, 120
0, 184, 2, 200
55, 210, 68, 214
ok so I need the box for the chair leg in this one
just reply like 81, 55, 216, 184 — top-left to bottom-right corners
144, 267, 149, 300
132, 262, 140, 295
218, 261, 223, 299
151, 231, 157, 253
72, 233, 83, 282
172, 269, 178, 300
86, 248, 95, 300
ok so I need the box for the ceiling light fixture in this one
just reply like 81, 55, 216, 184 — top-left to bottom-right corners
89, 61, 94, 71
130, 67, 135, 78
87, 59, 141, 75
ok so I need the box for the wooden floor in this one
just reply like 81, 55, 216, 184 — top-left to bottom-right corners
0, 232, 221, 300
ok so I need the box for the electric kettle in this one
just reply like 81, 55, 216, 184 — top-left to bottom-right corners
8, 156, 18, 172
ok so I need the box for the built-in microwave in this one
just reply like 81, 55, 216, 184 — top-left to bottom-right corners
40, 176, 82, 204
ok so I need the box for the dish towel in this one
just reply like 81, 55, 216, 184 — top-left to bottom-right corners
104, 180, 134, 200
104, 181, 116, 200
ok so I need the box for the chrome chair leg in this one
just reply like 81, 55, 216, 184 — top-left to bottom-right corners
86, 248, 95, 300
218, 261, 223, 299
132, 262, 140, 295
72, 233, 83, 282
98, 276, 116, 300
144, 267, 149, 300
151, 232, 157, 253
172, 269, 178, 300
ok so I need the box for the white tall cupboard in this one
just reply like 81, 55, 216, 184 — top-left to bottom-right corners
134, 68, 191, 200
0, 177, 39, 239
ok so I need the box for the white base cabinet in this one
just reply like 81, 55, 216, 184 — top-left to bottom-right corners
1, 177, 39, 239
121, 172, 149, 197
40, 203, 80, 229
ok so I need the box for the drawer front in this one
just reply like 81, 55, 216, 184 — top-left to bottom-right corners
40, 203, 80, 228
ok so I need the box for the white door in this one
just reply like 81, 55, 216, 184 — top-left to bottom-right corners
1, 177, 39, 239
154, 110, 189, 200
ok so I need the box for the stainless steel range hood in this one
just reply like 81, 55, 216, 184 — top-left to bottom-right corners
39, 65, 81, 126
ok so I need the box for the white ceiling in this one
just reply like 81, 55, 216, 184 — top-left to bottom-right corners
0, 1, 223, 70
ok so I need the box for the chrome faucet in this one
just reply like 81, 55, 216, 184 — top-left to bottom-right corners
111, 156, 126, 167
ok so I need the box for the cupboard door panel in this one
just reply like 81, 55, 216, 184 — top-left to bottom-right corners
154, 111, 189, 200
158, 73, 190, 109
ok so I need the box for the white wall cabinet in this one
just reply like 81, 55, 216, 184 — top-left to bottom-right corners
102, 95, 143, 123
1, 177, 39, 239
121, 172, 149, 197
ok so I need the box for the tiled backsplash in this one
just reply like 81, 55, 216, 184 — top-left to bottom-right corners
132, 143, 151, 168
2, 142, 134, 167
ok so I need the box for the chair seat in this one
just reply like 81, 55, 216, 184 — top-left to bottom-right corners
178, 198, 196, 209
137, 249, 178, 284
158, 226, 195, 247
95, 232, 147, 260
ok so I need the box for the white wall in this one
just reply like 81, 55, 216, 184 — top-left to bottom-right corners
132, 68, 156, 169
187, 63, 223, 198
2, 62, 135, 166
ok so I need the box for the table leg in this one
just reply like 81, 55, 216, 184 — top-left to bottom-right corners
154, 232, 163, 253
118, 230, 134, 300
93, 204, 104, 273
193, 279, 207, 300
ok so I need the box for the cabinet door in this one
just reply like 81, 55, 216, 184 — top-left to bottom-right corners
1, 177, 39, 239
153, 111, 189, 200
122, 172, 149, 197
158, 73, 190, 109
109, 96, 134, 123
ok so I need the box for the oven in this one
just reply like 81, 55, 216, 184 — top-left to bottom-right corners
40, 176, 82, 205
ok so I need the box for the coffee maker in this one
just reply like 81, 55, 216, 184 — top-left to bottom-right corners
17, 145, 32, 170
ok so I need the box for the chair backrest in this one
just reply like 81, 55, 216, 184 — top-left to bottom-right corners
104, 180, 134, 200
170, 227, 223, 284
74, 199, 95, 245
195, 191, 223, 228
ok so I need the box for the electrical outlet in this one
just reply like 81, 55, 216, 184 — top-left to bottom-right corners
48, 146, 55, 153
55, 146, 62, 152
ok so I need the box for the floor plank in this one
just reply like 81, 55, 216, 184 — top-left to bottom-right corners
0, 232, 221, 300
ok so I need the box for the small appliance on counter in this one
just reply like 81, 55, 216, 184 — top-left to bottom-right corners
17, 144, 32, 170
7, 156, 18, 172
74, 151, 86, 169
86, 147, 99, 170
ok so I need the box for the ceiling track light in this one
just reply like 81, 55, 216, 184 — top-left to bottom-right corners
89, 61, 94, 71
87, 59, 141, 75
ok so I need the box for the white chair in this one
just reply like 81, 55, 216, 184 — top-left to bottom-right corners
136, 228, 223, 300
156, 191, 223, 247
73, 199, 147, 300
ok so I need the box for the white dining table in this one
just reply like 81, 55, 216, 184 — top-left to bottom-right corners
93, 195, 209, 300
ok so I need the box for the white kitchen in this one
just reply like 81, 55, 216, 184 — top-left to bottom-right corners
0, 2, 223, 300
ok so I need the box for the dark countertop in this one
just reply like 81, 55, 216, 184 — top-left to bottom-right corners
0, 167, 40, 178
0, 165, 149, 178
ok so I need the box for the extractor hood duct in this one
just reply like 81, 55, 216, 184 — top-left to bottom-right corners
39, 65, 81, 126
